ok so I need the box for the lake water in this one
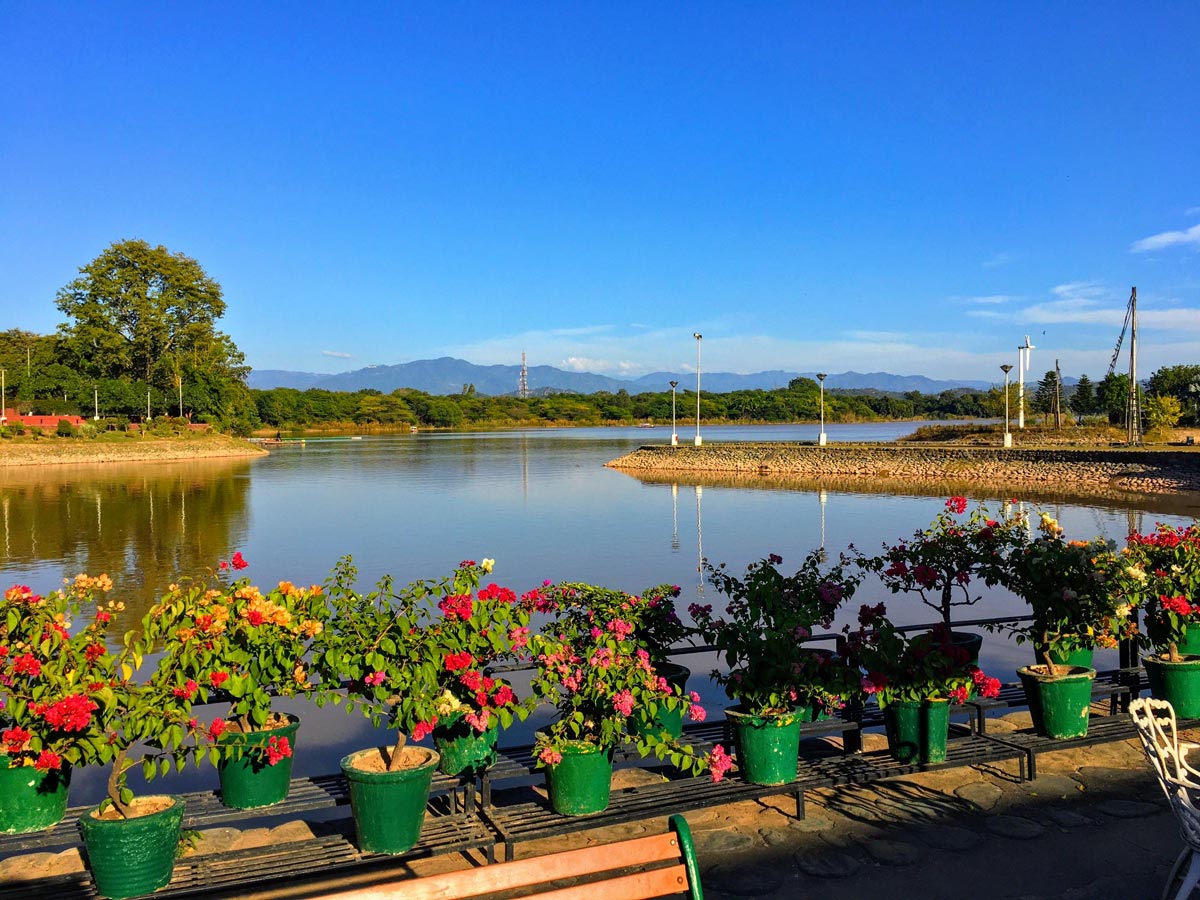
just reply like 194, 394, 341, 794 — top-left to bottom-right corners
4, 422, 1199, 804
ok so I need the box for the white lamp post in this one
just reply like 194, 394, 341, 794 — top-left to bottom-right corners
1017, 335, 1034, 429
93, 386, 99, 420
1000, 364, 1014, 447
1, 369, 7, 424
669, 380, 679, 447
693, 333, 703, 446
816, 373, 827, 446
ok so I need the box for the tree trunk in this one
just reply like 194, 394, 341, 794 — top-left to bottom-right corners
385, 731, 407, 773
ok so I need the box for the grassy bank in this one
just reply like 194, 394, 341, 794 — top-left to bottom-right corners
0, 432, 267, 467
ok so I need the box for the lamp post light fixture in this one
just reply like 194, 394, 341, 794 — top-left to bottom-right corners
816, 373, 828, 446
693, 333, 703, 446
1000, 364, 1014, 448
669, 380, 679, 447
1017, 335, 1034, 429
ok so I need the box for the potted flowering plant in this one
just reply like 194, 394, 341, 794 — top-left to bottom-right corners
1123, 524, 1200, 717
692, 549, 861, 785
423, 559, 534, 776
858, 496, 1024, 659
840, 604, 1001, 764
528, 582, 715, 815
155, 552, 330, 809
317, 557, 530, 853
990, 513, 1133, 738
0, 577, 120, 834
548, 581, 695, 739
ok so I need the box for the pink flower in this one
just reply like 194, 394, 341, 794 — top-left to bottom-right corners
364, 671, 386, 687
913, 564, 939, 588
861, 673, 887, 694
538, 747, 563, 766
465, 709, 491, 732
709, 744, 734, 783
768, 553, 783, 565
948, 685, 969, 704
411, 718, 438, 742
612, 689, 635, 717
687, 703, 707, 722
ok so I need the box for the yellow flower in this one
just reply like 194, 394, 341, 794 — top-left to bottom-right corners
435, 690, 463, 717
481, 558, 495, 573
293, 664, 309, 687
298, 619, 323, 638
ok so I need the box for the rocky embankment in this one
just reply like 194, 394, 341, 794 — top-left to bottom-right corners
0, 434, 267, 467
606, 443, 1200, 494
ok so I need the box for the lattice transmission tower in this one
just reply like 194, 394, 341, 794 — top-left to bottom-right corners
518, 351, 529, 399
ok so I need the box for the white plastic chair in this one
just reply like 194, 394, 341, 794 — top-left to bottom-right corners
1130, 698, 1200, 900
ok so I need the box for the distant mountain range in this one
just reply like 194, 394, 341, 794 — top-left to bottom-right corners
247, 357, 996, 396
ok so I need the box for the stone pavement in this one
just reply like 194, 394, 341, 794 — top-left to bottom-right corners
0, 711, 1187, 899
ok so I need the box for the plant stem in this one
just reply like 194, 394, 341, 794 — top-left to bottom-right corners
386, 731, 407, 773
106, 749, 133, 819
1169, 641, 1182, 664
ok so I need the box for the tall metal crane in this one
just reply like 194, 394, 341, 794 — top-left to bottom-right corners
1107, 287, 1141, 444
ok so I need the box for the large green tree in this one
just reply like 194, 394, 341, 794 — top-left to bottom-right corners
1146, 365, 1200, 425
56, 239, 247, 393
55, 240, 255, 429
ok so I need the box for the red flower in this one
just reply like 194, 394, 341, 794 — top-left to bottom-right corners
438, 594, 474, 621
2, 726, 31, 752
173, 679, 199, 700
12, 654, 41, 677
40, 694, 98, 731
946, 496, 968, 515
209, 671, 229, 688
444, 652, 473, 672
34, 750, 62, 771
231, 551, 249, 570
411, 717, 438, 742
493, 684, 515, 707
85, 643, 107, 663
265, 735, 292, 765
207, 719, 229, 740
246, 609, 265, 626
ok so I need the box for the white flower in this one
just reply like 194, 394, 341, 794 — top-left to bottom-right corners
435, 690, 463, 717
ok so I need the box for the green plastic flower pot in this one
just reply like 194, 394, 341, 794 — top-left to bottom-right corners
1178, 628, 1200, 657
78, 795, 184, 900
725, 707, 802, 786
882, 699, 950, 764
432, 719, 499, 776
1017, 665, 1096, 739
544, 742, 614, 816
1144, 655, 1200, 718
341, 747, 440, 854
947, 631, 983, 666
631, 662, 691, 741
217, 714, 300, 809
0, 759, 70, 834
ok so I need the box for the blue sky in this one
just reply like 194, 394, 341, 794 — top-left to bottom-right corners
2, 4, 1198, 384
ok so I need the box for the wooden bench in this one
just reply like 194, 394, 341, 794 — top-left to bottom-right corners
314, 814, 703, 900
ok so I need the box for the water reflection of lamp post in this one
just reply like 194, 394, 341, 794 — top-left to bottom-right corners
693, 334, 703, 446
669, 380, 679, 447
695, 485, 704, 594
1000, 364, 1014, 448
671, 483, 679, 550
818, 489, 828, 562
817, 373, 827, 446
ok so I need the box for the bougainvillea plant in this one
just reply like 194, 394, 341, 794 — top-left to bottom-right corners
528, 582, 713, 777
1123, 524, 1200, 662
858, 497, 1025, 629
0, 577, 120, 774
840, 604, 1002, 707
989, 512, 1135, 674
149, 553, 329, 773
693, 549, 862, 716
547, 581, 690, 665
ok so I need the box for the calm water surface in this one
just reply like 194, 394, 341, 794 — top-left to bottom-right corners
4, 423, 1199, 803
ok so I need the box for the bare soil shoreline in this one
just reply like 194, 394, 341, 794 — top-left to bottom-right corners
0, 435, 267, 467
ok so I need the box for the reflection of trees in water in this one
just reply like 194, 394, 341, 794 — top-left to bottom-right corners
0, 459, 252, 632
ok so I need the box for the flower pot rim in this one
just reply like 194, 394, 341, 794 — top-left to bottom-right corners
1145, 653, 1200, 667
82, 794, 184, 823
724, 704, 800, 725
1017, 664, 1097, 683
341, 746, 439, 776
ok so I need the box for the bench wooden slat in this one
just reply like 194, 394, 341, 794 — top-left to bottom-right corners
508, 865, 690, 900
319, 832, 683, 900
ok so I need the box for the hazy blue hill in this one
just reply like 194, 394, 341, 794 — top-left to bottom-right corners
245, 358, 994, 395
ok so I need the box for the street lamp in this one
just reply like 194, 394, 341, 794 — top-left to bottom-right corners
93, 385, 99, 421
1017, 335, 1034, 429
693, 333, 703, 446
816, 373, 827, 446
669, 380, 679, 447
1000, 364, 1014, 447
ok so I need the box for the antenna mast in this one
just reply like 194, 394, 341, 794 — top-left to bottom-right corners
1127, 288, 1141, 444
518, 351, 529, 399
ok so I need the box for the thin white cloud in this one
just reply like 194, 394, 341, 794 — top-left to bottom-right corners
961, 295, 1013, 305
321, 350, 354, 359
1131, 223, 1200, 253
1050, 281, 1106, 301
965, 309, 1004, 319
845, 330, 910, 341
